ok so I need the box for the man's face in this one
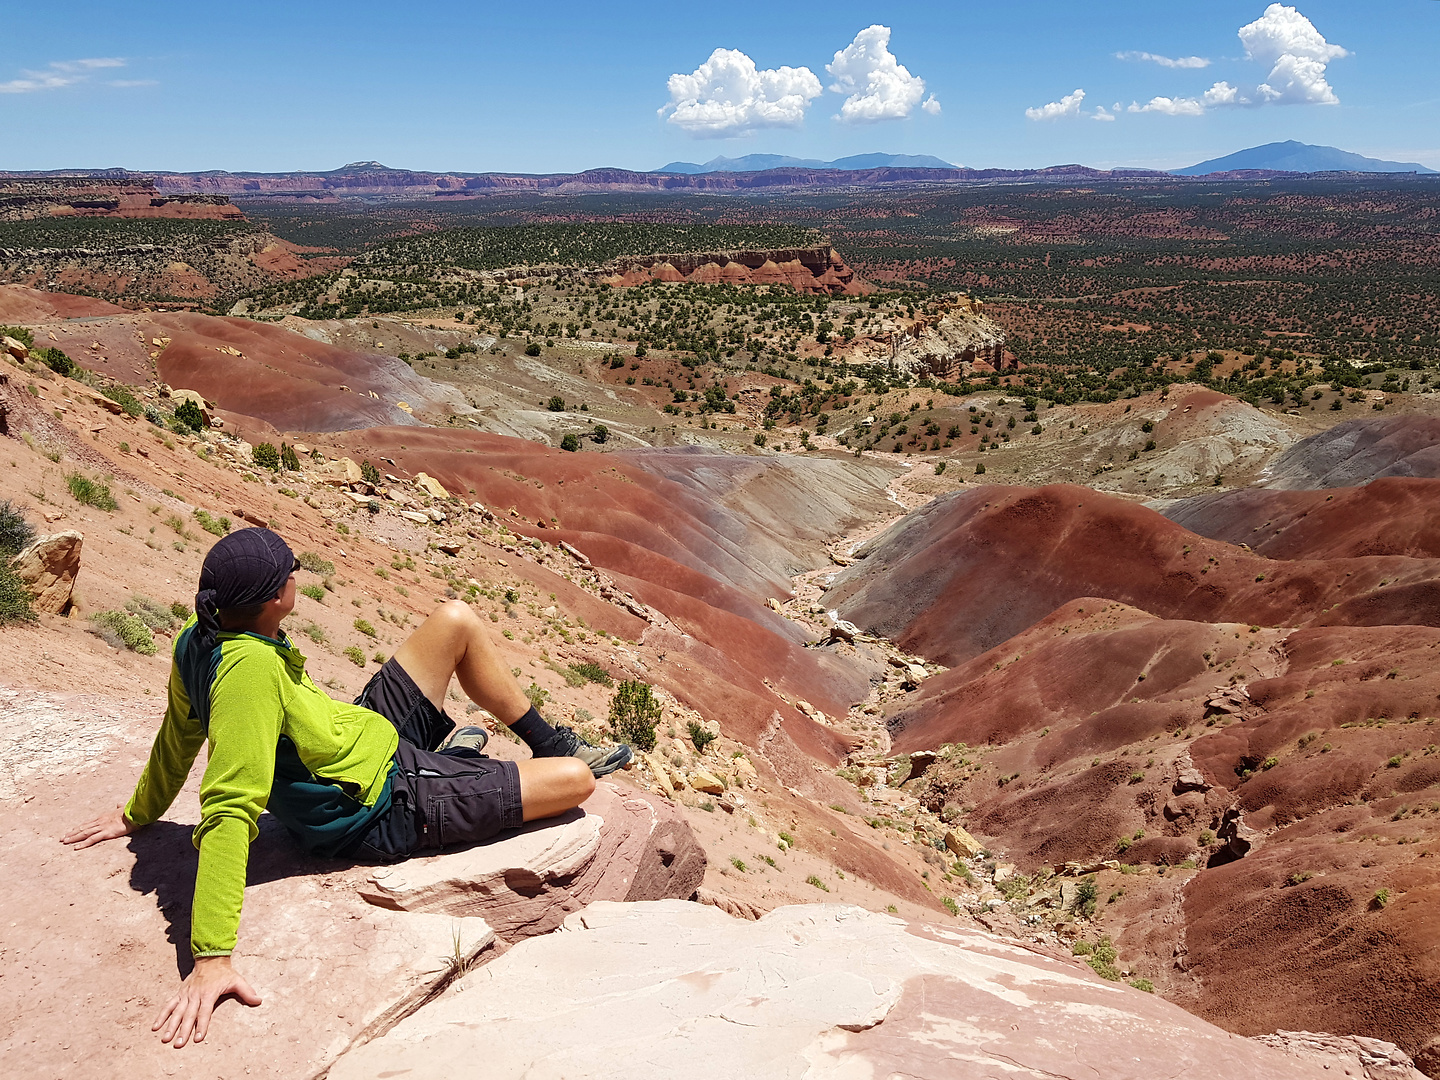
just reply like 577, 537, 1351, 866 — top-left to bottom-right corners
275, 573, 298, 619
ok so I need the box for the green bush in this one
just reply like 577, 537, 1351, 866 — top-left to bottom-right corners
1086, 937, 1122, 981
90, 610, 157, 655
343, 645, 366, 666
592, 424, 609, 444
171, 600, 191, 622
298, 551, 336, 575
252, 442, 281, 471
124, 595, 181, 633
568, 661, 614, 687
173, 398, 206, 432
193, 509, 231, 536
525, 343, 542, 357
353, 618, 377, 637
299, 583, 326, 602
102, 385, 144, 417
0, 565, 36, 625
546, 395, 565, 411
560, 433, 580, 452
35, 347, 74, 377
0, 500, 36, 558
805, 874, 830, 892
1073, 876, 1099, 919
0, 325, 34, 349
687, 720, 717, 752
941, 896, 960, 916
361, 459, 381, 485
280, 443, 301, 471
609, 680, 661, 751
65, 472, 118, 511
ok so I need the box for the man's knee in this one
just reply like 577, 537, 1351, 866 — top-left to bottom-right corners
430, 598, 479, 637
563, 759, 597, 804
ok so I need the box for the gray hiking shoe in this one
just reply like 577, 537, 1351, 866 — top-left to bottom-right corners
441, 725, 489, 756
541, 726, 632, 778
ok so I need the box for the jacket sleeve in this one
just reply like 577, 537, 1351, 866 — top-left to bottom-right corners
124, 661, 205, 828
188, 651, 284, 957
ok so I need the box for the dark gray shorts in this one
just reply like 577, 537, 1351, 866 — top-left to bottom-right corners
348, 658, 523, 862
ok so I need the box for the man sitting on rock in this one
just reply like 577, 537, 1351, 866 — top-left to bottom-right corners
63, 527, 631, 1048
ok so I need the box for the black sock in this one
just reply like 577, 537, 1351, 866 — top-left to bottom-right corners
508, 706, 561, 754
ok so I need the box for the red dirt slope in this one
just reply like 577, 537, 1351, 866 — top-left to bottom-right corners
827, 483, 1440, 667
880, 599, 1440, 1069
1163, 477, 1440, 560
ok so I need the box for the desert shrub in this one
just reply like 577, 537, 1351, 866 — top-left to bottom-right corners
560, 433, 579, 452
1129, 977, 1154, 993
546, 396, 565, 412
525, 343, 542, 357
568, 661, 613, 687
805, 874, 830, 892
353, 618, 376, 637
170, 600, 191, 621
299, 583, 325, 602
102, 385, 144, 417
0, 500, 36, 558
193, 509, 231, 536
0, 325, 34, 349
343, 645, 366, 666
1086, 937, 1121, 981
124, 595, 181, 633
525, 682, 550, 709
173, 398, 205, 432
687, 720, 717, 752
280, 443, 301, 471
65, 472, 118, 511
90, 610, 157, 655
975, 462, 986, 475
35, 347, 74, 377
609, 679, 661, 751
251, 442, 281, 471
592, 424, 608, 444
1073, 876, 1099, 919
360, 459, 381, 485
941, 896, 960, 916
298, 551, 335, 575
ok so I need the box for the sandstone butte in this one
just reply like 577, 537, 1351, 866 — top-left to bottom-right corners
5, 281, 1440, 1077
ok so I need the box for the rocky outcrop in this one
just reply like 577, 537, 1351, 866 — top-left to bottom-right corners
1253, 1032, 1427, 1080
328, 900, 1349, 1080
847, 294, 1008, 376
0, 176, 243, 221
358, 781, 705, 942
593, 247, 869, 296
10, 530, 81, 614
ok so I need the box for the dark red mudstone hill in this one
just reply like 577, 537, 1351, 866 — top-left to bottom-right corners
1262, 415, 1440, 489
0, 285, 125, 322
142, 314, 455, 433
883, 599, 1440, 1067
1164, 476, 1440, 560
827, 483, 1440, 668
323, 426, 875, 763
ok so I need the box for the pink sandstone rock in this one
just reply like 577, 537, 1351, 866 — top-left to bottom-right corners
357, 780, 705, 941
328, 901, 1350, 1080
11, 530, 82, 614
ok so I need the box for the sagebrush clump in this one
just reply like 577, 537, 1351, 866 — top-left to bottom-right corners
90, 610, 157, 655
609, 679, 661, 751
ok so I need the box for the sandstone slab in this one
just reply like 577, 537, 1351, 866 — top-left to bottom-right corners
11, 529, 82, 613
329, 901, 1341, 1080
357, 780, 705, 941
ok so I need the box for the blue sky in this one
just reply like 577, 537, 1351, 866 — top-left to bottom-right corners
3, 1, 1437, 174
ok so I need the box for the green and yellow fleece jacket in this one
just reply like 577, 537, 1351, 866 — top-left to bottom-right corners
124, 617, 399, 957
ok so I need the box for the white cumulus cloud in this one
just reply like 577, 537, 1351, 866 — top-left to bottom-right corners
0, 57, 127, 94
661, 48, 822, 137
1025, 88, 1086, 121
1117, 51, 1211, 69
826, 25, 935, 123
1129, 81, 1244, 116
1241, 3, 1348, 105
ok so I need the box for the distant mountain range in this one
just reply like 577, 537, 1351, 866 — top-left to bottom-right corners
1175, 141, 1435, 176
654, 153, 957, 174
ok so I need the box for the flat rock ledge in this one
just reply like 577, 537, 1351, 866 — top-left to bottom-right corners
358, 780, 706, 941
329, 901, 1358, 1080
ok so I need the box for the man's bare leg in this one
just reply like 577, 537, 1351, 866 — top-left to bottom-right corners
390, 600, 596, 818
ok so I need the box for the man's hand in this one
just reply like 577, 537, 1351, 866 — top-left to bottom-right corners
61, 805, 135, 849
154, 956, 262, 1047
